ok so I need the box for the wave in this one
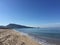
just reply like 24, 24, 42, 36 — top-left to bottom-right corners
29, 35, 56, 45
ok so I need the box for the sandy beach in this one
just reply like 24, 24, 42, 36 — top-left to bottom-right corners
0, 29, 41, 45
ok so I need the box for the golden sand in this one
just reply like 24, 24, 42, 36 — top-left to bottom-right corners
0, 29, 41, 45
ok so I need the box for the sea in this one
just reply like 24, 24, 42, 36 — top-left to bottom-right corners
15, 28, 60, 45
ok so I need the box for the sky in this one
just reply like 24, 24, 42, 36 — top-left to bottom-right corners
0, 0, 60, 27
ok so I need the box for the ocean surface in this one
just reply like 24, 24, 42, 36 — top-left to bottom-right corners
15, 28, 60, 45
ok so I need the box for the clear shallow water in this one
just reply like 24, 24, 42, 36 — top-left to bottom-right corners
15, 28, 60, 45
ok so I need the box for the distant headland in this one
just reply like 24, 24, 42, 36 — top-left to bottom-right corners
0, 24, 34, 29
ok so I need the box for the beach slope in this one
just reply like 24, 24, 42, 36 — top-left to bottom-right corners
0, 29, 41, 45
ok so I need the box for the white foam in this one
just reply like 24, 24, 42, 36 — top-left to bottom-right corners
32, 37, 56, 45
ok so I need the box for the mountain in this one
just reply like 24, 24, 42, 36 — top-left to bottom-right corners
6, 24, 33, 29
0, 24, 33, 29
0, 26, 9, 29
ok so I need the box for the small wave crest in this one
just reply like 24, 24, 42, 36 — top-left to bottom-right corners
29, 35, 56, 45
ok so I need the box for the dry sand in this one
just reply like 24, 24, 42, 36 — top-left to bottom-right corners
0, 29, 41, 45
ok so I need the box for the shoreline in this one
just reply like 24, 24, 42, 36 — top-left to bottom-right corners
15, 29, 60, 45
0, 29, 60, 45
29, 34, 60, 45
13, 29, 42, 44
13, 29, 56, 45
14, 29, 60, 45
0, 29, 41, 45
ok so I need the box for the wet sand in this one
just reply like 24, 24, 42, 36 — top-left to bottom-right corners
30, 34, 60, 45
0, 29, 41, 45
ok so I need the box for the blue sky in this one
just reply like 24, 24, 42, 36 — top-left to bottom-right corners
0, 0, 60, 27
